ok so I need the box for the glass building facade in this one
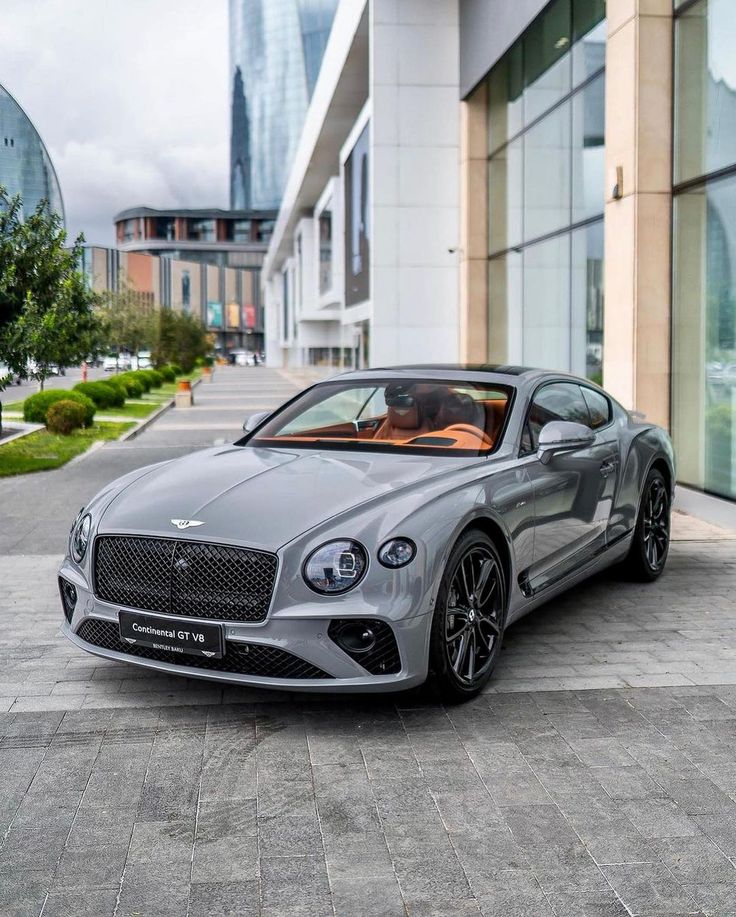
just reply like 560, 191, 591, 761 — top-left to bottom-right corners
229, 0, 338, 211
673, 0, 736, 501
0, 83, 64, 222
485, 0, 606, 381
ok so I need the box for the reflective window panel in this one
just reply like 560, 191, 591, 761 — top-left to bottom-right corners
673, 175, 736, 500
675, 0, 736, 184
522, 234, 571, 371
571, 72, 606, 223
523, 100, 572, 242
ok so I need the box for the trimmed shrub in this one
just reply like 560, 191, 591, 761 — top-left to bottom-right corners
118, 372, 150, 394
158, 365, 176, 383
135, 369, 160, 389
169, 363, 183, 376
73, 381, 124, 410
130, 371, 152, 392
104, 378, 128, 403
46, 399, 86, 435
24, 389, 96, 427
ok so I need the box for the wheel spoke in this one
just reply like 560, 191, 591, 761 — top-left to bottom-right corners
452, 633, 469, 675
479, 614, 500, 638
459, 558, 474, 606
474, 558, 494, 605
466, 630, 476, 681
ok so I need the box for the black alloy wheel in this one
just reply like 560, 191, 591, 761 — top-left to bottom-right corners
624, 468, 671, 581
429, 530, 507, 700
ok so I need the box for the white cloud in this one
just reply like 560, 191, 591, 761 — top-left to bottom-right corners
0, 0, 229, 245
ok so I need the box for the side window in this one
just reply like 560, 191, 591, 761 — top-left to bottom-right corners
581, 387, 611, 429
524, 382, 590, 452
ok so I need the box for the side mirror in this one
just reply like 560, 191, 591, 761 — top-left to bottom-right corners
537, 420, 595, 465
243, 410, 270, 433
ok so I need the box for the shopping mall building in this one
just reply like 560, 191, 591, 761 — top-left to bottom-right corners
261, 0, 736, 521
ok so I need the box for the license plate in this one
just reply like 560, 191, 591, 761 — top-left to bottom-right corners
119, 611, 223, 659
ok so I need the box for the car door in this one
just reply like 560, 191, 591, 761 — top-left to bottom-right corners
522, 381, 619, 590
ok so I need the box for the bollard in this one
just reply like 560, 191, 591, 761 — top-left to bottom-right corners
202, 366, 213, 384
175, 379, 193, 408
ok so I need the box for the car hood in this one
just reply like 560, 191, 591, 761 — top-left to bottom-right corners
98, 445, 466, 551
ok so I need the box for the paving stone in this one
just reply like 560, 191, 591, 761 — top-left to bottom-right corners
41, 886, 118, 917
259, 854, 332, 916
188, 881, 260, 917
331, 876, 405, 917
602, 862, 703, 915
53, 843, 128, 890
258, 814, 323, 857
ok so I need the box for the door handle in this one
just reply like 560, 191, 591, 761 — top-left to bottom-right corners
599, 460, 616, 477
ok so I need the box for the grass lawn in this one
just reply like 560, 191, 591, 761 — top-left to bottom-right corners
104, 400, 162, 419
0, 421, 134, 477
1, 400, 23, 413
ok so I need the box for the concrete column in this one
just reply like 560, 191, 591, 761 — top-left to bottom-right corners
369, 0, 460, 366
603, 0, 673, 428
459, 82, 489, 363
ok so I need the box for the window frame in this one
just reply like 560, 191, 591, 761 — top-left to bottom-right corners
518, 378, 613, 456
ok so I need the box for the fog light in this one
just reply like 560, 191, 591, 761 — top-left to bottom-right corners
333, 622, 376, 655
59, 577, 77, 624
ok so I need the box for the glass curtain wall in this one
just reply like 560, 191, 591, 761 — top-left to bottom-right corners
486, 0, 605, 381
673, 0, 736, 501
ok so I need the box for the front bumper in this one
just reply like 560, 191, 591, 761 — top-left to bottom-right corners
58, 559, 432, 693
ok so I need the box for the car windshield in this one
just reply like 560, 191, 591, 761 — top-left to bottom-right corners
247, 379, 513, 456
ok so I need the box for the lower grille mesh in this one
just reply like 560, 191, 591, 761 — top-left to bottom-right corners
76, 618, 332, 680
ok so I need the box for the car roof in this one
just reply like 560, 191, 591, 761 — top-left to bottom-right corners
321, 364, 586, 387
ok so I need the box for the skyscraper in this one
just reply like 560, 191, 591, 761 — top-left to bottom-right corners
0, 83, 64, 222
229, 0, 337, 211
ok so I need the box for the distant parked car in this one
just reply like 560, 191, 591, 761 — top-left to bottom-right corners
229, 349, 254, 367
103, 354, 132, 372
136, 351, 152, 370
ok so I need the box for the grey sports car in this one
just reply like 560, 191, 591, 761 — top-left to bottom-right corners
59, 366, 675, 700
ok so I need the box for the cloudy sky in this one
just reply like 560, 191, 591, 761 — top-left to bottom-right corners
1, 0, 229, 246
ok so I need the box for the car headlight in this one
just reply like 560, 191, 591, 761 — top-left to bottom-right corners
303, 540, 368, 595
71, 513, 92, 563
378, 537, 416, 568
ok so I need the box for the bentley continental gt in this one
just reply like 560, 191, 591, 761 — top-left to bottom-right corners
59, 366, 674, 700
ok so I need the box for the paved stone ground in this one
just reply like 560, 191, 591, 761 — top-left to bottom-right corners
2, 367, 736, 916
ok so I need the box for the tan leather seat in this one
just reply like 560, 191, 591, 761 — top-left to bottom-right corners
436, 392, 487, 434
375, 402, 431, 441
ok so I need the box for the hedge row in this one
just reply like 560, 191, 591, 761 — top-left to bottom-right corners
73, 380, 125, 409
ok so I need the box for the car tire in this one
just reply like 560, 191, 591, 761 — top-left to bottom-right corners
622, 468, 671, 582
428, 529, 507, 702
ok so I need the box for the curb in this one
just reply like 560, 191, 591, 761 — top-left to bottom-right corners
119, 377, 202, 443
66, 438, 106, 466
0, 420, 44, 446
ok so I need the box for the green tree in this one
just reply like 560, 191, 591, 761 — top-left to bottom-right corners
97, 283, 157, 361
152, 309, 209, 373
0, 188, 101, 390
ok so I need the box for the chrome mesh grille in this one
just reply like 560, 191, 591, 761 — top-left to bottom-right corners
76, 618, 332, 680
94, 536, 278, 623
